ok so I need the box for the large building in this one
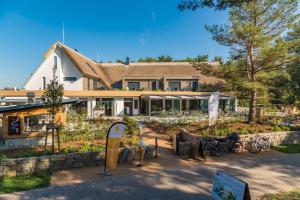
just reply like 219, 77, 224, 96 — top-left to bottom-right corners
7, 41, 236, 118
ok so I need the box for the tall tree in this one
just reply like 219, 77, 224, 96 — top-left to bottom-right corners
194, 0, 299, 123
178, 0, 249, 10
42, 67, 64, 152
285, 22, 300, 105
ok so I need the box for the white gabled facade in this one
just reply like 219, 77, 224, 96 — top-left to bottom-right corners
23, 44, 83, 91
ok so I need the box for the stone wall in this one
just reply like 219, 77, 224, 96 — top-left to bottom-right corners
240, 131, 300, 146
0, 146, 156, 177
172, 130, 300, 155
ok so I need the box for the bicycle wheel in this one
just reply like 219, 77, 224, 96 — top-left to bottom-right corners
234, 142, 244, 154
249, 142, 261, 153
216, 144, 229, 156
262, 143, 271, 151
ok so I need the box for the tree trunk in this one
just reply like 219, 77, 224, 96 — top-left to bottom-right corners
248, 90, 257, 123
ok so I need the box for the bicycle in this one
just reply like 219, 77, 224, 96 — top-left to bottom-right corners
202, 137, 229, 157
244, 135, 271, 153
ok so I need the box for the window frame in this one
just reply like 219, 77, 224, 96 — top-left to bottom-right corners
63, 77, 77, 81
168, 81, 181, 91
128, 82, 140, 91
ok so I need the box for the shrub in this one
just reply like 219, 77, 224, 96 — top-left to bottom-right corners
123, 116, 138, 136
60, 113, 108, 142
0, 153, 7, 160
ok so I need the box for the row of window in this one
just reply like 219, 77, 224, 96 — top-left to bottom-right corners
127, 81, 198, 91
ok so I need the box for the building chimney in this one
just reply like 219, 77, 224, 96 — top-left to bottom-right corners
125, 56, 130, 65
26, 92, 36, 104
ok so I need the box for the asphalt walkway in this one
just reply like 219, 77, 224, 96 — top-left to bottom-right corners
0, 128, 299, 200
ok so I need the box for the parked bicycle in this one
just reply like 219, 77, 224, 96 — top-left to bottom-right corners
202, 137, 229, 157
224, 132, 244, 154
244, 135, 271, 153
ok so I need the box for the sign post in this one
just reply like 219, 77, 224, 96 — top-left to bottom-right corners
100, 122, 127, 176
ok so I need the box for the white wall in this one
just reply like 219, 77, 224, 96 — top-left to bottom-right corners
60, 50, 83, 90
114, 98, 124, 116
24, 46, 83, 90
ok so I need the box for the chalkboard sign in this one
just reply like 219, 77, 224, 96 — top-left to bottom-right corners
190, 139, 206, 161
212, 170, 251, 200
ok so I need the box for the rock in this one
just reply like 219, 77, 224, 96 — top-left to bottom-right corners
17, 158, 28, 164
0, 159, 16, 166
39, 156, 50, 162
65, 152, 81, 159
50, 154, 66, 161
27, 157, 39, 163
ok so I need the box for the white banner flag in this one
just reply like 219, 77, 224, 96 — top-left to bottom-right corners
208, 91, 220, 126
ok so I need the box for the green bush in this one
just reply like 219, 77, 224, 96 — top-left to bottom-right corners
60, 113, 109, 142
123, 116, 138, 136
0, 153, 7, 160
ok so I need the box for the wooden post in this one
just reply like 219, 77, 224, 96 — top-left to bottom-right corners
52, 127, 55, 153
148, 98, 151, 117
155, 137, 158, 158
44, 129, 48, 152
57, 127, 60, 153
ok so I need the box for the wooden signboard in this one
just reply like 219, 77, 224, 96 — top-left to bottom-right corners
190, 139, 206, 161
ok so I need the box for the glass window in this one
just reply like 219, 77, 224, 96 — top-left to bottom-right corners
8, 116, 21, 135
190, 100, 200, 111
165, 100, 172, 111
192, 81, 198, 92
24, 114, 50, 132
151, 99, 163, 115
134, 99, 138, 109
64, 77, 77, 81
229, 99, 235, 112
182, 100, 187, 111
113, 81, 122, 89
151, 81, 157, 90
128, 82, 140, 91
165, 99, 180, 111
168, 82, 181, 91
201, 99, 209, 113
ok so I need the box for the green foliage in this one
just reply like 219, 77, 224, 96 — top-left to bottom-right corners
213, 56, 223, 64
178, 0, 247, 11
61, 144, 105, 154
272, 144, 300, 154
0, 153, 7, 161
60, 113, 109, 142
194, 0, 299, 123
41, 67, 64, 118
137, 54, 211, 63
0, 172, 51, 194
122, 116, 138, 136
137, 55, 173, 62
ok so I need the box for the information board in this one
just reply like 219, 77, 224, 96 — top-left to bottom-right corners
212, 170, 251, 200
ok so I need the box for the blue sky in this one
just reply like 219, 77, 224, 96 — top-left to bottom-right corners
0, 0, 230, 88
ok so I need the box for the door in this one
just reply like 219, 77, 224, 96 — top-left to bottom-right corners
102, 98, 113, 116
124, 98, 133, 116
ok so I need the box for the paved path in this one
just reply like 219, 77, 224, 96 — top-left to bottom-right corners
0, 128, 300, 200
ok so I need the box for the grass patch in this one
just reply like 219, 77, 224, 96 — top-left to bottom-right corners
0, 172, 52, 194
272, 144, 300, 154
260, 189, 300, 200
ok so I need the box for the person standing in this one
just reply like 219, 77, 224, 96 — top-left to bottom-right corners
136, 124, 147, 167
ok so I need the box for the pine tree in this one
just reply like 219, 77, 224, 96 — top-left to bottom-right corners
195, 0, 300, 123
